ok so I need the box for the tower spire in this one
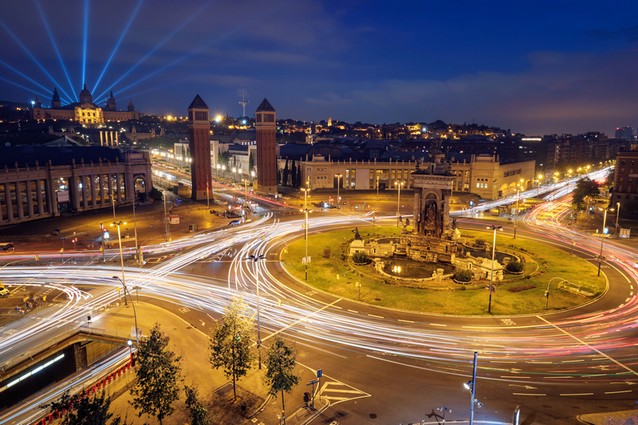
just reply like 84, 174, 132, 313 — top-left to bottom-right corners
238, 89, 249, 117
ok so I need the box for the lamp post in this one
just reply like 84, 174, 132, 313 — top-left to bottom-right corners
335, 174, 342, 208
513, 188, 520, 239
376, 175, 380, 197
112, 275, 139, 345
206, 181, 210, 209
132, 196, 140, 265
112, 221, 127, 306
615, 202, 621, 236
395, 181, 404, 227
598, 208, 608, 277
301, 188, 311, 281
248, 254, 264, 369
464, 351, 479, 425
487, 225, 502, 314
163, 190, 170, 242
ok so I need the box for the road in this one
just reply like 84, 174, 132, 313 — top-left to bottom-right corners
2, 170, 637, 424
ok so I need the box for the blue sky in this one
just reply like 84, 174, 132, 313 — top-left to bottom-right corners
2, 0, 638, 135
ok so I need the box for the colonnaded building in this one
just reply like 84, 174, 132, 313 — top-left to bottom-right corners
0, 138, 152, 226
296, 153, 536, 200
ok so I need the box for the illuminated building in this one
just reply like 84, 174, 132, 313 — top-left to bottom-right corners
255, 98, 278, 195
32, 86, 139, 124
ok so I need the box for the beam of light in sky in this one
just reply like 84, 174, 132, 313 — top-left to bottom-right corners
91, 0, 144, 95
94, 1, 213, 102
0, 21, 75, 103
81, 0, 90, 89
0, 75, 51, 102
0, 59, 72, 104
34, 0, 77, 102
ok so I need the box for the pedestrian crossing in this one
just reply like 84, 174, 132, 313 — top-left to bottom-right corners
319, 380, 371, 404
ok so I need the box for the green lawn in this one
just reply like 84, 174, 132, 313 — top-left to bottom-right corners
280, 225, 605, 315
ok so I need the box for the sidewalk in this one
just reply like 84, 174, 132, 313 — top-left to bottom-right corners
578, 410, 638, 424
98, 302, 328, 425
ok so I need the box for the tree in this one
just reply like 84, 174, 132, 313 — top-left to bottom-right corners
130, 323, 182, 425
572, 178, 600, 211
264, 337, 300, 424
209, 298, 254, 400
184, 385, 210, 425
43, 389, 123, 425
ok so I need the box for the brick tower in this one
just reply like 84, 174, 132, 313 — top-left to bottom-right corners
255, 98, 277, 195
188, 94, 211, 201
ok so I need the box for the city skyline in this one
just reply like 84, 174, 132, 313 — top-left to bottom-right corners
2, 0, 638, 135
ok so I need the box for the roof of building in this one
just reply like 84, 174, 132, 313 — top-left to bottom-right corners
188, 94, 209, 110
0, 145, 124, 168
256, 98, 275, 112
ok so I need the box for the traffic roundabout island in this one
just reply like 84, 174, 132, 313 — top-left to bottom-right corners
280, 224, 606, 315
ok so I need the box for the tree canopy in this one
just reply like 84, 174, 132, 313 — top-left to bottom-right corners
130, 323, 182, 425
572, 178, 600, 211
209, 298, 254, 399
264, 336, 300, 419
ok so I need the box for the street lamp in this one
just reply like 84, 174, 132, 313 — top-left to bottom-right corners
248, 254, 264, 369
513, 188, 520, 239
335, 174, 342, 208
112, 276, 139, 345
487, 224, 502, 314
598, 208, 609, 277
615, 202, 621, 236
112, 221, 128, 305
545, 277, 569, 310
464, 351, 480, 425
301, 188, 311, 281
163, 190, 170, 242
395, 181, 404, 227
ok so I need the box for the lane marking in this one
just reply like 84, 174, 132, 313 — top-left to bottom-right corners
367, 314, 384, 319
398, 319, 415, 324
537, 315, 638, 377
262, 298, 343, 343
430, 323, 447, 327
513, 393, 546, 396
605, 390, 632, 394
560, 393, 594, 396
347, 309, 358, 314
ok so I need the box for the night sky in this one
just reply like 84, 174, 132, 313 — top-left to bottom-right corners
2, 0, 638, 135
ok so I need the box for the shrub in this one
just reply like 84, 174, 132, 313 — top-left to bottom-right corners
352, 251, 371, 265
453, 269, 473, 283
506, 261, 524, 273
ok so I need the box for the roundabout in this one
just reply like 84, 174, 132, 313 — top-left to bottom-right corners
279, 223, 606, 315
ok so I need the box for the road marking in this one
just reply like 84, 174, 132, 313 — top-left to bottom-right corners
262, 298, 343, 343
513, 393, 546, 396
605, 390, 632, 394
537, 315, 638, 377
347, 309, 358, 314
398, 319, 414, 324
367, 314, 384, 319
430, 323, 447, 327
560, 393, 594, 396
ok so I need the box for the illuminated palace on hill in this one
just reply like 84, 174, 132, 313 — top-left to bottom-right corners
31, 85, 140, 125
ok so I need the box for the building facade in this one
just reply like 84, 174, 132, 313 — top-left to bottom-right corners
32, 86, 139, 124
0, 143, 152, 226
611, 147, 638, 219
295, 154, 535, 200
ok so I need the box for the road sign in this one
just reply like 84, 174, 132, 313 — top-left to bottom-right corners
317, 369, 322, 378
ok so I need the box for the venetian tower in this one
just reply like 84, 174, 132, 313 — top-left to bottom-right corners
254, 98, 277, 195
188, 94, 212, 201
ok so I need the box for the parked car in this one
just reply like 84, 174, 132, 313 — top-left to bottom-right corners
0, 287, 10, 297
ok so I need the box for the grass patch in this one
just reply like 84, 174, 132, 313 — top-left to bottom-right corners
281, 225, 605, 315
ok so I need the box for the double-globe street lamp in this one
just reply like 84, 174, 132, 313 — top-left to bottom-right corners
248, 254, 265, 369
487, 224, 502, 314
301, 188, 311, 281
335, 174, 342, 208
112, 275, 139, 346
395, 181, 404, 227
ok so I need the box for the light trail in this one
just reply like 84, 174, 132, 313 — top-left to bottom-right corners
34, 0, 76, 101
81, 0, 90, 89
